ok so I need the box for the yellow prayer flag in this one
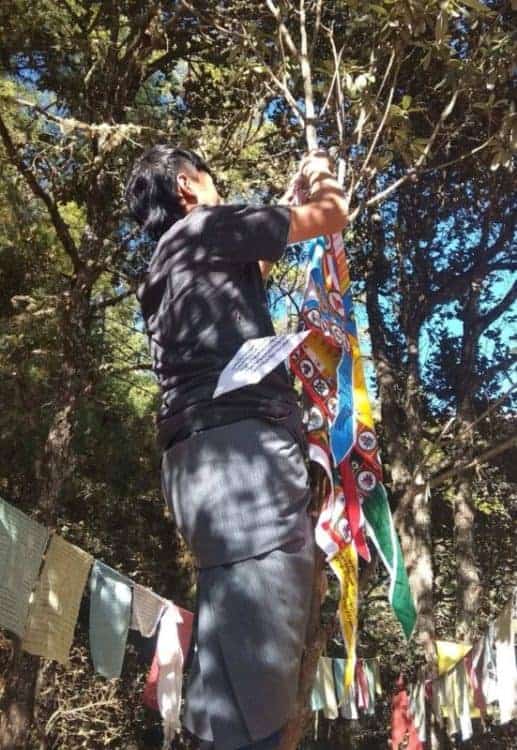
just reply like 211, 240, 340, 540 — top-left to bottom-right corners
22, 534, 93, 665
435, 640, 472, 676
330, 543, 358, 688
351, 338, 374, 430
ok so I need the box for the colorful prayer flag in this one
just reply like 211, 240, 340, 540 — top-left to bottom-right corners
435, 640, 472, 676
391, 677, 424, 750
362, 484, 417, 639
89, 560, 132, 678
22, 534, 92, 664
330, 543, 358, 688
0, 498, 49, 638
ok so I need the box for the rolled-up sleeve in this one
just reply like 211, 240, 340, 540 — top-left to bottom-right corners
199, 204, 291, 263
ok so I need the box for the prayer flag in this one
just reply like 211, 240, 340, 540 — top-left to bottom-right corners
435, 640, 472, 676
22, 534, 92, 664
391, 677, 424, 750
142, 605, 194, 712
155, 603, 185, 747
330, 543, 358, 688
310, 657, 338, 718
0, 498, 49, 638
130, 583, 167, 639
89, 560, 132, 678
494, 597, 517, 723
363, 484, 417, 639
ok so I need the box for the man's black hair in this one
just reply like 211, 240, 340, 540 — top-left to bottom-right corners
125, 145, 213, 240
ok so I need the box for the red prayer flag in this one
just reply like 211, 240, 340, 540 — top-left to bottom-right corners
391, 677, 423, 750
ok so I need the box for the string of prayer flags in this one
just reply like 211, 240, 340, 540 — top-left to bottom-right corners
310, 656, 382, 720
362, 485, 417, 639
329, 543, 358, 688
130, 583, 167, 639
399, 591, 517, 744
89, 560, 132, 679
22, 534, 92, 664
0, 495, 201, 744
0, 498, 49, 638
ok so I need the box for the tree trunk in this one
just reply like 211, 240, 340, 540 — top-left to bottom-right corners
454, 470, 480, 641
0, 275, 91, 749
454, 393, 480, 641
395, 473, 435, 662
0, 643, 41, 750
279, 548, 326, 750
454, 286, 482, 641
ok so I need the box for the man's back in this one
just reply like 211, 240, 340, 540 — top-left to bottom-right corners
138, 203, 299, 450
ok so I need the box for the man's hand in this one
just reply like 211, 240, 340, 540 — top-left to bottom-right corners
299, 149, 334, 183
286, 149, 348, 244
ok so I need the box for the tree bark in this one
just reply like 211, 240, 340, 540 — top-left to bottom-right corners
454, 284, 483, 641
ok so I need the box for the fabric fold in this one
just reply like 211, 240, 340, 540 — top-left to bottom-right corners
22, 534, 92, 664
89, 560, 132, 678
0, 498, 49, 638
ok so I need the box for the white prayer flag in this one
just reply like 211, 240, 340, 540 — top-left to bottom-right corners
213, 331, 310, 399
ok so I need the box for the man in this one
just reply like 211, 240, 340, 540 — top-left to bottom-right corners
126, 146, 347, 750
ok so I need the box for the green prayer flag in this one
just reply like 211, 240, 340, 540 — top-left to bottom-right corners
363, 485, 417, 639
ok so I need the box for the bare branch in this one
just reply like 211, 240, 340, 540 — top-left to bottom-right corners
265, 0, 300, 60
298, 0, 317, 149
93, 289, 135, 310
310, 0, 323, 58
359, 62, 400, 177
420, 134, 497, 174
430, 434, 517, 488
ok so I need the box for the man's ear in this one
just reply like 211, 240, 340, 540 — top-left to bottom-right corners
176, 171, 197, 207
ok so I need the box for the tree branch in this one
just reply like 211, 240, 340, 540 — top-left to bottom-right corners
265, 0, 301, 60
476, 279, 517, 331
93, 289, 135, 310
298, 0, 318, 149
0, 112, 81, 271
430, 434, 517, 488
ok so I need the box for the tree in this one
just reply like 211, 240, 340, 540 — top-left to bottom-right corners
0, 1, 515, 748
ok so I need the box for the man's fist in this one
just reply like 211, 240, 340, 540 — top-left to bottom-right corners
300, 149, 334, 180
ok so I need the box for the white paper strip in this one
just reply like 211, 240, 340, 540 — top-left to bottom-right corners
213, 331, 310, 399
